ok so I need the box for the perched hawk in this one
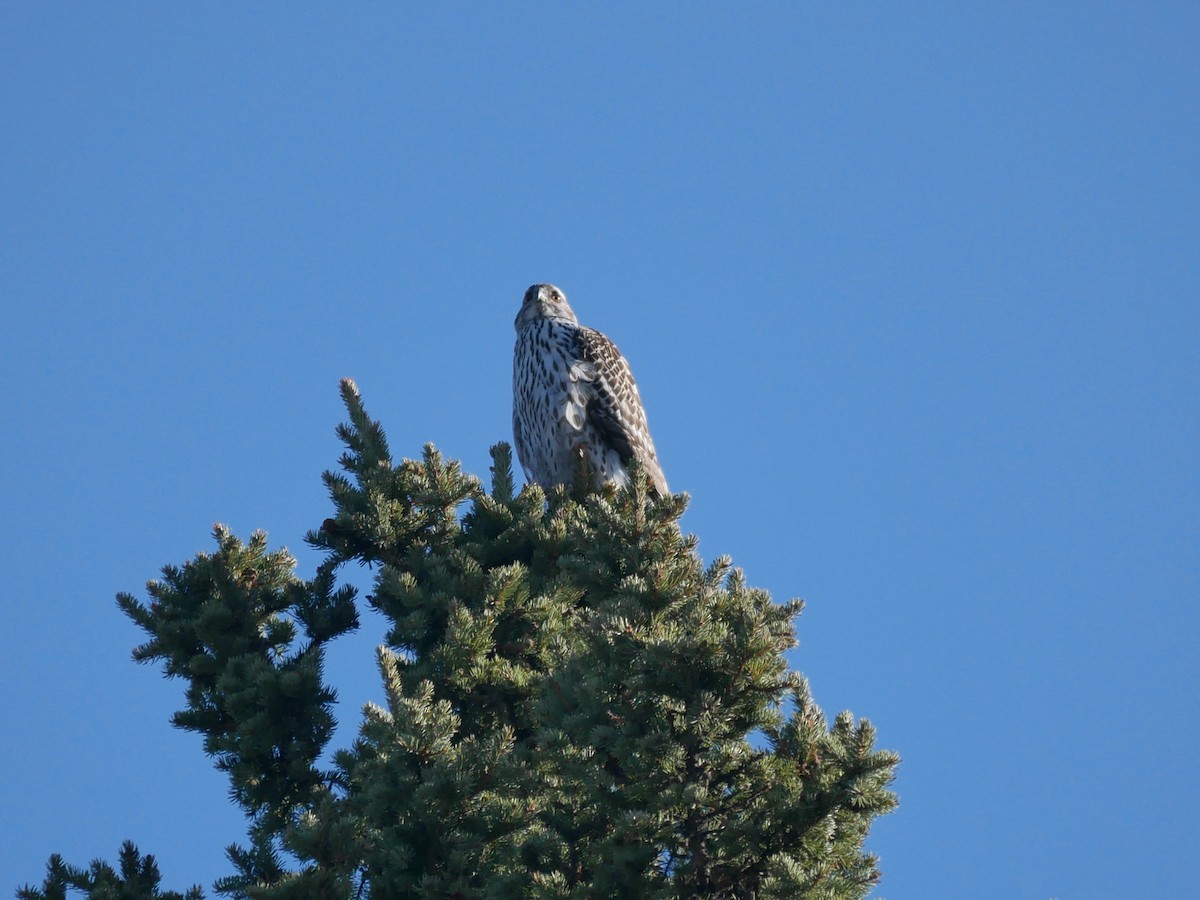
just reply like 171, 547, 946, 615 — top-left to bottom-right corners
513, 283, 668, 495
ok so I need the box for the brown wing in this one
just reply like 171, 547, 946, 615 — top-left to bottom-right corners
573, 327, 668, 494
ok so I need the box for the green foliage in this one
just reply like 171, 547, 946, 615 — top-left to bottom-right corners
21, 377, 898, 898
17, 841, 203, 900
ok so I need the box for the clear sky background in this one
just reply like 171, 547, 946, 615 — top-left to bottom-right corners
2, 4, 1196, 897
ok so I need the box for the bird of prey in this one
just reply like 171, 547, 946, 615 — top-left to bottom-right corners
513, 283, 668, 496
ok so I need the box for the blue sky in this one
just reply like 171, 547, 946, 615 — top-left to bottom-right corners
2, 4, 1196, 896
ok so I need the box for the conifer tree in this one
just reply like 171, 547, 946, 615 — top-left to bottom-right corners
19, 379, 898, 899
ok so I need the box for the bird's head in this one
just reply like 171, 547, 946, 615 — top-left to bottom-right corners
515, 283, 578, 329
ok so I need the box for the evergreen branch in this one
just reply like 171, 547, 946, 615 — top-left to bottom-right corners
28, 380, 898, 900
